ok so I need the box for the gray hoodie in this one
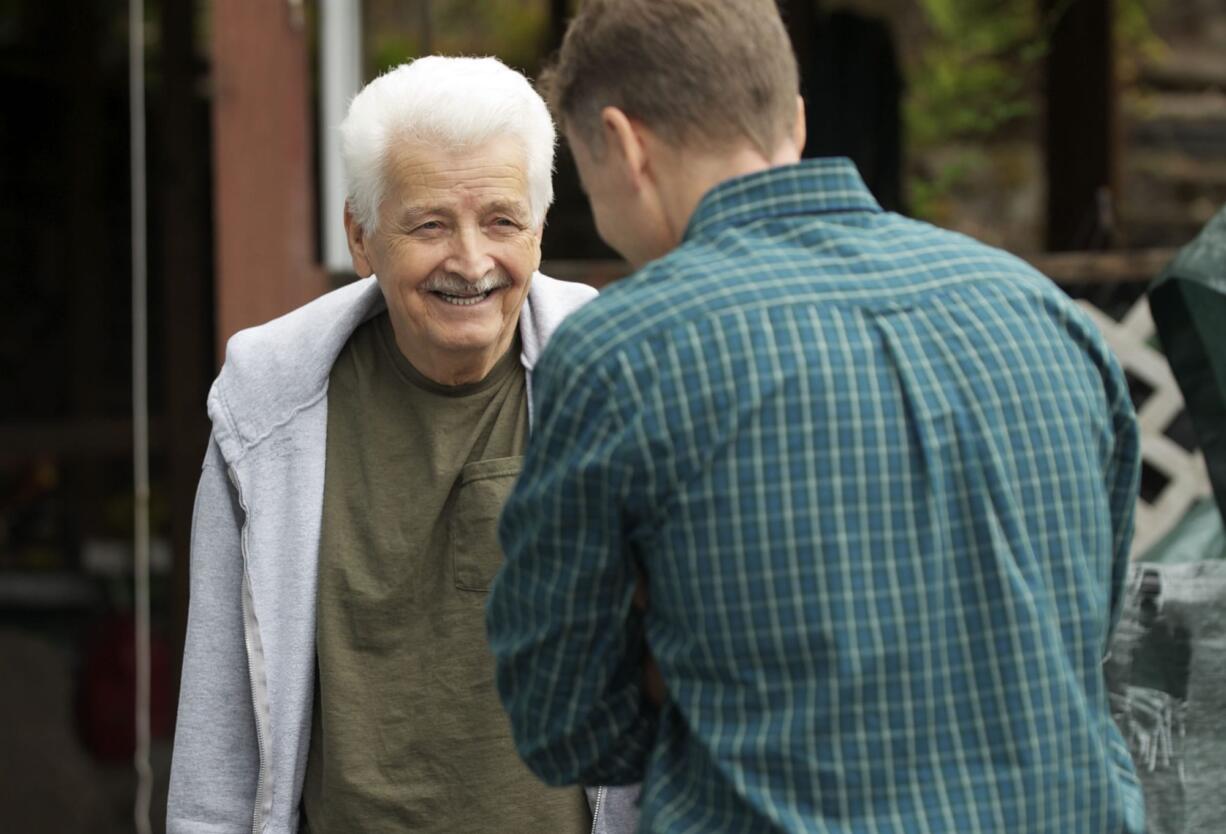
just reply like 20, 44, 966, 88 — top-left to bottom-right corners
168, 274, 641, 834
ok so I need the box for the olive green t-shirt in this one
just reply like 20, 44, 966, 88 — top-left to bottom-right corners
302, 313, 590, 832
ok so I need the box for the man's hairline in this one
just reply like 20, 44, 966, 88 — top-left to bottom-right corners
560, 102, 788, 166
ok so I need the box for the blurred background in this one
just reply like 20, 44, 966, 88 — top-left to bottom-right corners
1, 0, 1223, 830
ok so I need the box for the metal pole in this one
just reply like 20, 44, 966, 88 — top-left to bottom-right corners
320, 0, 364, 273
128, 0, 153, 830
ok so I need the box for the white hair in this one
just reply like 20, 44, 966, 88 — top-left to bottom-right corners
340, 56, 556, 234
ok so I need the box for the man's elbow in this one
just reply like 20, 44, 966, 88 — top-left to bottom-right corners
509, 710, 654, 788
509, 725, 590, 787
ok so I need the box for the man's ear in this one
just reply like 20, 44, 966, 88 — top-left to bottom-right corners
600, 106, 650, 190
344, 203, 375, 278
529, 223, 545, 268
791, 95, 807, 158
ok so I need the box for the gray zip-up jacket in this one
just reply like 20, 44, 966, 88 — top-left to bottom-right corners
168, 274, 641, 834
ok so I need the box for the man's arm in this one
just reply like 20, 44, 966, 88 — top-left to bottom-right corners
1103, 365, 1141, 638
487, 350, 657, 787
167, 439, 260, 833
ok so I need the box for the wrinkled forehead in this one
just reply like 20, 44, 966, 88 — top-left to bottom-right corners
380, 135, 532, 213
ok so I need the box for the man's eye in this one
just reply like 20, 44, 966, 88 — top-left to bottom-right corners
415, 221, 443, 232
493, 217, 519, 228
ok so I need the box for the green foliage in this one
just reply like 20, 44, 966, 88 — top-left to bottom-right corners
907, 154, 978, 222
907, 0, 1040, 150
436, 0, 547, 72
371, 34, 425, 76
906, 0, 1163, 220
1116, 0, 1167, 78
368, 0, 549, 77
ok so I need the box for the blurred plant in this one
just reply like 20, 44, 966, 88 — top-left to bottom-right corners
907, 153, 979, 225
368, 0, 549, 77
907, 0, 1038, 151
1116, 0, 1168, 87
907, 0, 1164, 220
372, 33, 424, 75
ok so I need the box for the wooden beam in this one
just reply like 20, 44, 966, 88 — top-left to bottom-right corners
160, 0, 212, 709
779, 0, 817, 75
1023, 248, 1175, 285
0, 418, 166, 466
63, 0, 112, 559
211, 0, 327, 361
65, 0, 109, 415
1043, 0, 1119, 251
541, 259, 632, 289
548, 0, 570, 53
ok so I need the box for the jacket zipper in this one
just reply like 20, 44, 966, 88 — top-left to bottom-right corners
229, 466, 270, 834
590, 785, 605, 834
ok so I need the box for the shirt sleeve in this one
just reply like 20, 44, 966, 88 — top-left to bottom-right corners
167, 438, 261, 830
486, 340, 657, 787
1103, 359, 1142, 639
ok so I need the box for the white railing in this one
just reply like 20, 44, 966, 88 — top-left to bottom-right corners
1077, 296, 1213, 557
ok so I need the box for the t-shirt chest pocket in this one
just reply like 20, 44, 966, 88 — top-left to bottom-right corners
450, 456, 524, 592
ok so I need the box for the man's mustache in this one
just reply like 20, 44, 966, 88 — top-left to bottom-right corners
420, 272, 512, 296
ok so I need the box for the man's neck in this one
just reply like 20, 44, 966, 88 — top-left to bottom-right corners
391, 327, 518, 388
656, 142, 802, 249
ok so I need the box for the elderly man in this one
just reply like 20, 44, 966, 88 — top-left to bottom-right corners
168, 57, 638, 833
488, 2, 1145, 832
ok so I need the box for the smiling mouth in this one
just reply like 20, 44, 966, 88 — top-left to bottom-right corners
431, 288, 498, 307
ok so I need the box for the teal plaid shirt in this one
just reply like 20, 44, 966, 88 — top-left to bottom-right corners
488, 159, 1145, 833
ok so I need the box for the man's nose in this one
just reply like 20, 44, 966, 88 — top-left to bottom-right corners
445, 224, 496, 281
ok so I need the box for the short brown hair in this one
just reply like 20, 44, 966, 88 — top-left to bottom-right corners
544, 0, 799, 157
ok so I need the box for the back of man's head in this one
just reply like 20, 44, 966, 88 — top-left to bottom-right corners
545, 0, 799, 158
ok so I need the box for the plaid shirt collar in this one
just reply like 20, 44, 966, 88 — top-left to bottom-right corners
683, 156, 882, 243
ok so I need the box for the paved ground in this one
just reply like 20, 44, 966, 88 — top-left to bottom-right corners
0, 630, 170, 833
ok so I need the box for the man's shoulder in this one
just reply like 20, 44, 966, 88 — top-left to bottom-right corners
535, 259, 676, 377
547, 246, 713, 335
537, 216, 1090, 382
535, 237, 805, 389
221, 277, 381, 367
522, 272, 598, 362
531, 271, 599, 309
209, 278, 384, 451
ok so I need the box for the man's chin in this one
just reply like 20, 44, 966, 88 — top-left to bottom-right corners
423, 321, 513, 357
